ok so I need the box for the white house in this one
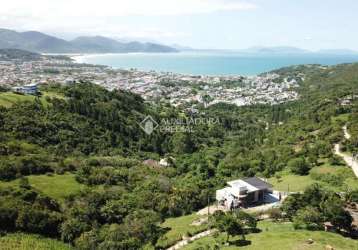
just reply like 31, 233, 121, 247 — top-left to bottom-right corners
216, 177, 273, 209
12, 83, 38, 95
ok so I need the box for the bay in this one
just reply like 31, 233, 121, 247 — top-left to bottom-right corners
74, 51, 358, 76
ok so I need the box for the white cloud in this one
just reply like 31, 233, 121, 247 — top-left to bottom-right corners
0, 0, 256, 41
0, 0, 257, 18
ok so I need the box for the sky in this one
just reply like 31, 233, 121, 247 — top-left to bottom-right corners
0, 0, 358, 50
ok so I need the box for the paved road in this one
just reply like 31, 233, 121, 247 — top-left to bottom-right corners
343, 125, 352, 140
334, 144, 358, 178
334, 125, 358, 178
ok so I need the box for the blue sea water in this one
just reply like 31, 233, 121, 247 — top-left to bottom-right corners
74, 51, 358, 76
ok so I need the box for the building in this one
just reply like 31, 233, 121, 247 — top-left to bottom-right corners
216, 177, 273, 209
12, 83, 38, 95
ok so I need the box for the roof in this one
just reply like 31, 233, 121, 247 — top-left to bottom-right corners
243, 177, 272, 190
24, 83, 38, 87
227, 179, 256, 192
216, 187, 248, 198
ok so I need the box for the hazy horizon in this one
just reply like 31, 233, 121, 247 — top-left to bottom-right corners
1, 0, 358, 51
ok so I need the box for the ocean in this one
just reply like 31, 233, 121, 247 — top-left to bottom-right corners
73, 51, 358, 76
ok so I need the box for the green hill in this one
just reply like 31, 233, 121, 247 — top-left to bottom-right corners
0, 48, 42, 61
0, 63, 357, 249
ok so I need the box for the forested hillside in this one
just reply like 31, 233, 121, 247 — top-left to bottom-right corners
0, 63, 357, 249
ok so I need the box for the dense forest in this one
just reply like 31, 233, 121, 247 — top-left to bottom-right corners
0, 63, 357, 249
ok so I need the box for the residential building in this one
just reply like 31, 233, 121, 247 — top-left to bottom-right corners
216, 177, 273, 209
12, 83, 38, 95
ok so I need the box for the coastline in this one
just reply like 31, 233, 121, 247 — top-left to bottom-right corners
69, 52, 358, 77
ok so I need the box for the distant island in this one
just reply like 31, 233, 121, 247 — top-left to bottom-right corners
0, 28, 178, 54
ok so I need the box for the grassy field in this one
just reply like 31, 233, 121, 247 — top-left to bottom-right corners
182, 221, 358, 250
268, 171, 314, 192
27, 173, 85, 201
156, 213, 208, 249
268, 161, 358, 192
0, 233, 72, 250
0, 173, 85, 202
0, 92, 39, 107
0, 91, 64, 108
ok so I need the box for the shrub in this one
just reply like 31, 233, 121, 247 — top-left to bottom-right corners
292, 207, 323, 230
288, 157, 310, 175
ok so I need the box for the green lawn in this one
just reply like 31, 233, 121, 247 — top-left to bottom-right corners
156, 213, 208, 249
0, 92, 39, 107
182, 221, 358, 250
0, 233, 72, 250
0, 91, 64, 108
269, 172, 315, 192
269, 161, 358, 192
27, 173, 85, 201
0, 173, 85, 202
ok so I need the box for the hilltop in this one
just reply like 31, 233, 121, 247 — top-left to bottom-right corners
0, 28, 178, 53
0, 48, 42, 61
0, 62, 357, 249
0, 48, 72, 61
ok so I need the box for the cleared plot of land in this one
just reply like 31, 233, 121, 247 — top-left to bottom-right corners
268, 172, 315, 192
0, 91, 63, 107
269, 162, 358, 192
27, 173, 85, 201
182, 221, 358, 250
0, 233, 72, 250
156, 213, 208, 249
0, 92, 38, 107
0, 173, 85, 202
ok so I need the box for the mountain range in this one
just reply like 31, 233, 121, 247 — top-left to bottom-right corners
1, 28, 357, 55
0, 28, 178, 53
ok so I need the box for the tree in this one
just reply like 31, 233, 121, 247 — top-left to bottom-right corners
293, 207, 323, 230
16, 208, 62, 237
123, 210, 163, 246
302, 183, 326, 208
288, 157, 310, 175
212, 211, 245, 243
61, 218, 90, 243
100, 199, 129, 224
19, 177, 31, 189
75, 230, 99, 250
235, 210, 257, 230
321, 198, 353, 232
281, 193, 305, 219
328, 155, 344, 166
345, 189, 358, 203
170, 133, 196, 154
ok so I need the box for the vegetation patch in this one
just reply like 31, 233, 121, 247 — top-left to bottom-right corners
0, 233, 72, 250
269, 161, 358, 192
156, 213, 208, 248
182, 221, 358, 250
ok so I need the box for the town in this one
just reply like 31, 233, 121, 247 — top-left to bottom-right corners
0, 55, 300, 107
